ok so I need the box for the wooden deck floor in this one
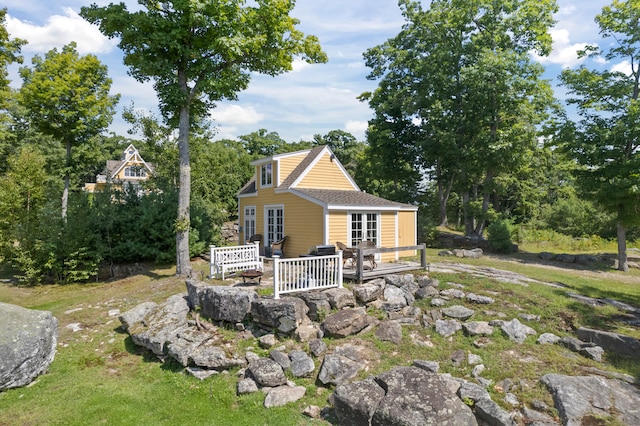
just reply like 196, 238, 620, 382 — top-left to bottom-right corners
342, 261, 426, 282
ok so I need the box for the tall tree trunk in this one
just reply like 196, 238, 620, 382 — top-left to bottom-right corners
175, 102, 191, 277
462, 189, 474, 236
616, 220, 628, 272
437, 170, 454, 227
61, 140, 71, 221
474, 170, 494, 237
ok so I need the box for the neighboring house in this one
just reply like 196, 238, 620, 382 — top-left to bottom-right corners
237, 145, 418, 262
84, 144, 154, 195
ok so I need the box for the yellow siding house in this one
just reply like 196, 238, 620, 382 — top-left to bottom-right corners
237, 146, 418, 262
84, 144, 154, 195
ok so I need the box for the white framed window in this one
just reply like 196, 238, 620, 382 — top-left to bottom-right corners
349, 212, 379, 247
125, 166, 146, 178
264, 205, 284, 248
260, 163, 273, 187
244, 206, 256, 241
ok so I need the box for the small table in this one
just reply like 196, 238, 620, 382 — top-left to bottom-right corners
239, 269, 263, 284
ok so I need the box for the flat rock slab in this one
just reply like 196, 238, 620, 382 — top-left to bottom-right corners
375, 321, 403, 344
264, 385, 306, 408
435, 319, 462, 337
322, 307, 373, 338
576, 327, 640, 360
542, 373, 640, 425
442, 305, 475, 320
0, 302, 58, 391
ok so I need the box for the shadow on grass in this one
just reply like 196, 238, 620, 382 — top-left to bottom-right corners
121, 334, 187, 373
551, 282, 640, 316
568, 284, 640, 310
122, 335, 164, 363
509, 251, 615, 273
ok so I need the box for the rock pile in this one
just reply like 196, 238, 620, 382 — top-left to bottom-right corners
117, 274, 640, 425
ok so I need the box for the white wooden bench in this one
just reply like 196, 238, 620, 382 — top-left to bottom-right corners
210, 242, 263, 280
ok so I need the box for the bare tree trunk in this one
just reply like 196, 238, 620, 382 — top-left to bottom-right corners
175, 102, 191, 277
61, 140, 71, 220
438, 172, 454, 227
616, 221, 628, 272
462, 189, 474, 236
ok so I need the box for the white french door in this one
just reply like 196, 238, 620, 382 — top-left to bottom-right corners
349, 212, 379, 248
265, 205, 284, 248
244, 206, 256, 241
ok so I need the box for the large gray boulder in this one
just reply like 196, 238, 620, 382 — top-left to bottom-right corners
186, 280, 257, 323
372, 367, 477, 425
333, 366, 477, 426
118, 301, 157, 331
333, 378, 386, 425
126, 294, 190, 355
541, 373, 640, 426
251, 297, 308, 334
0, 303, 58, 391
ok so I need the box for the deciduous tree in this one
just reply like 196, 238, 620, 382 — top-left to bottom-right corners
82, 0, 327, 276
560, 0, 640, 271
19, 42, 119, 219
362, 0, 557, 232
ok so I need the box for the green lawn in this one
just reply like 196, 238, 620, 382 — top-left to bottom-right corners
1, 254, 639, 425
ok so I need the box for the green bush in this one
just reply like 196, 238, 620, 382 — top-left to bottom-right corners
487, 220, 515, 254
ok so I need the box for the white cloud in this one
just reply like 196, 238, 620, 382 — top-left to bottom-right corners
532, 29, 591, 69
213, 126, 240, 141
291, 58, 312, 73
611, 60, 632, 76
211, 104, 265, 125
345, 120, 368, 139
7, 8, 116, 54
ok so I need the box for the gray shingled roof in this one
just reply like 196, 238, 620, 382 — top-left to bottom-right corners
294, 188, 416, 209
278, 145, 326, 190
238, 176, 257, 195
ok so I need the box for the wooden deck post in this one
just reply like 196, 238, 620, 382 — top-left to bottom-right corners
420, 244, 427, 270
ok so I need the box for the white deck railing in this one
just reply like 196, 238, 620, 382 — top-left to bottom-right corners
210, 242, 263, 280
273, 251, 343, 299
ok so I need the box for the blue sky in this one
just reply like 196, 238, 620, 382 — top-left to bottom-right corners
5, 0, 615, 143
